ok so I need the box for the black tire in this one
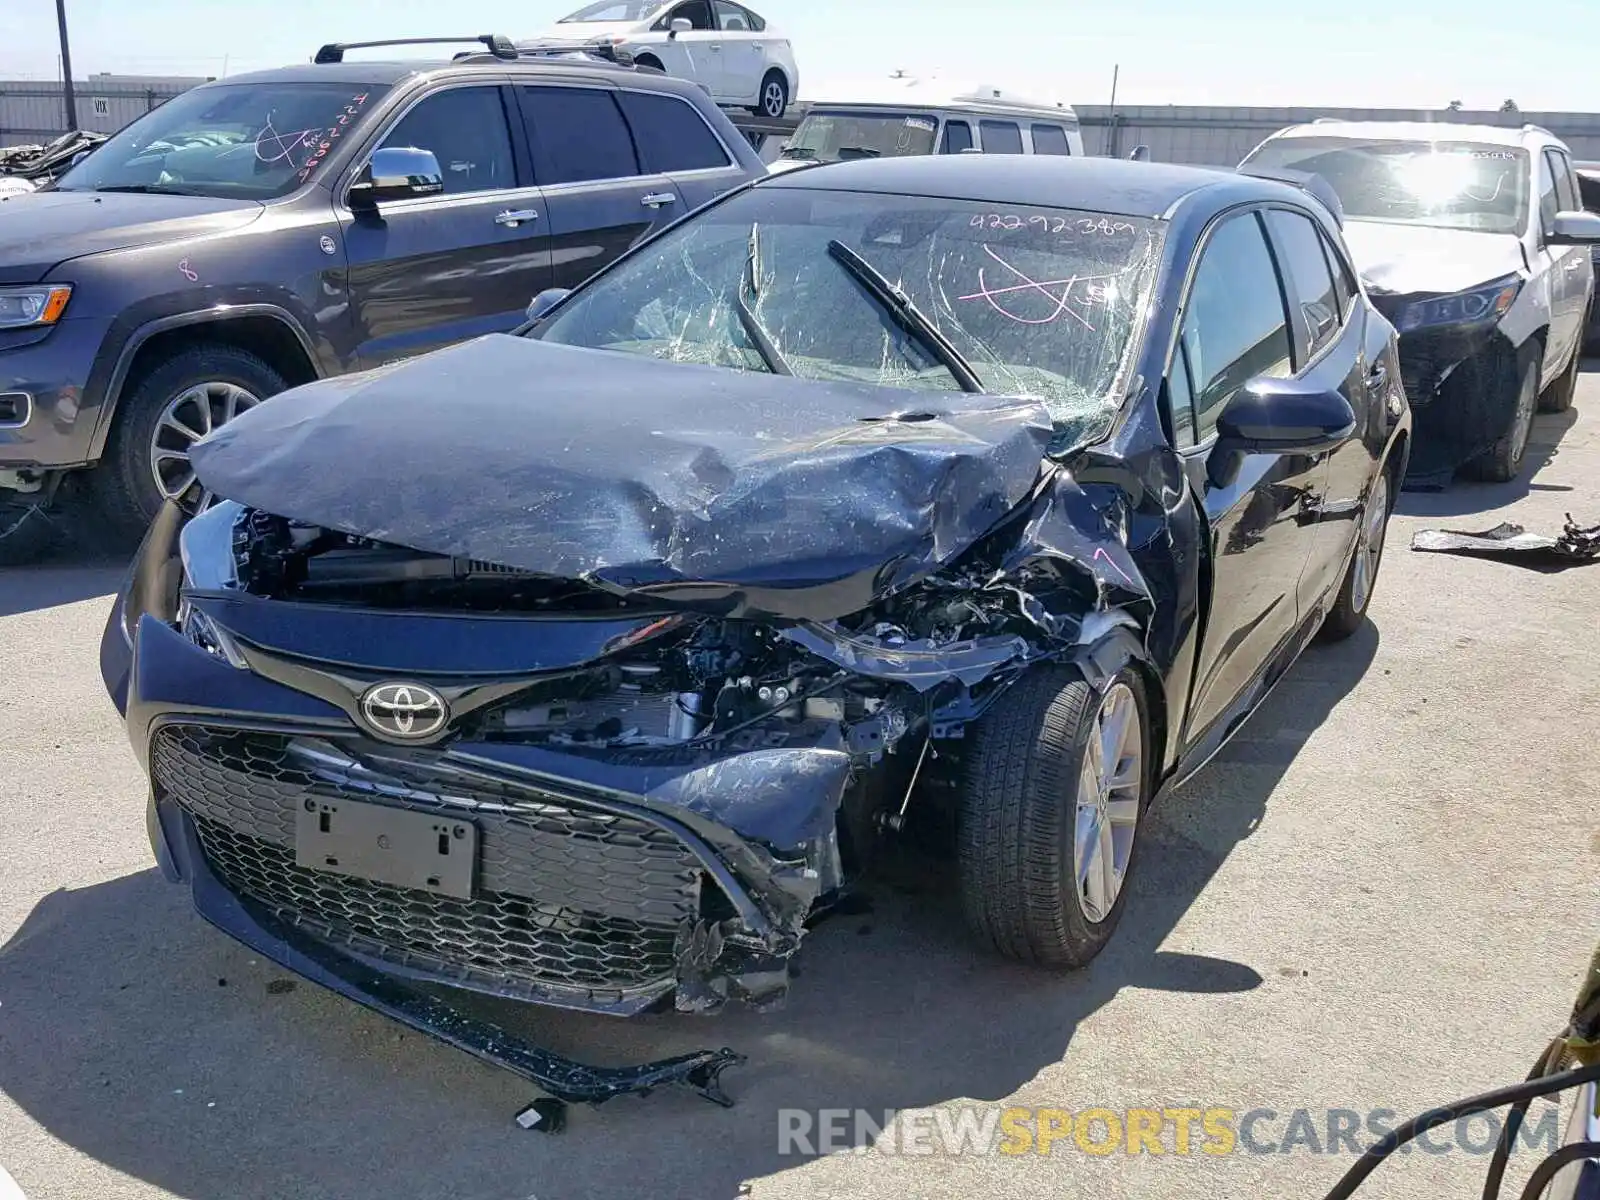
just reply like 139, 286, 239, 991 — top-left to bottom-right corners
91, 344, 286, 536
1320, 458, 1395, 642
1468, 352, 1539, 483
958, 663, 1151, 969
1538, 334, 1582, 414
752, 69, 789, 118
0, 494, 60, 566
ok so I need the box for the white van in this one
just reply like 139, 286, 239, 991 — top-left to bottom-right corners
768, 77, 1083, 173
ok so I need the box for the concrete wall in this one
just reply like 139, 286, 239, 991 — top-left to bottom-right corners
1075, 105, 1600, 167
0, 75, 206, 147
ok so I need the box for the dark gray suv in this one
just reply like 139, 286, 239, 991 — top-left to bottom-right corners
0, 36, 764, 562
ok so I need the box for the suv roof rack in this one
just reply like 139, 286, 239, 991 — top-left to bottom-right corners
313, 35, 517, 64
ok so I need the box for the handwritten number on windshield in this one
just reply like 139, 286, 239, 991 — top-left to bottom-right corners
289, 93, 372, 183
970, 213, 1137, 236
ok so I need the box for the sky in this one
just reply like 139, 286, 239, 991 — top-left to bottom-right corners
3, 0, 1598, 111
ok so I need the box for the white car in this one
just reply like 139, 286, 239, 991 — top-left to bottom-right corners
520, 1, 799, 118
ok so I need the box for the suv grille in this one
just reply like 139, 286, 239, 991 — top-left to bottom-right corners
151, 725, 702, 1006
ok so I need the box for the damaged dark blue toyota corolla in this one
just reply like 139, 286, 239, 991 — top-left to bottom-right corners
101, 155, 1410, 1111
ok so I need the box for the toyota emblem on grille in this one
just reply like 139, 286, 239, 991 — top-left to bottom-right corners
359, 682, 449, 739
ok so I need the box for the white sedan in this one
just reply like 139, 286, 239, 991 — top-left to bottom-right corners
520, 1, 799, 117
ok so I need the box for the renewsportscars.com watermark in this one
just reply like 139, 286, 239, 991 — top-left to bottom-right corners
778, 1105, 1563, 1158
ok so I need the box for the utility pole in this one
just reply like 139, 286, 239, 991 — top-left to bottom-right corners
55, 0, 79, 132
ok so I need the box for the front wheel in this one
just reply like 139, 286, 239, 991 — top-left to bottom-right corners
1468, 353, 1539, 483
1320, 465, 1392, 641
92, 344, 285, 535
958, 664, 1151, 969
752, 70, 789, 118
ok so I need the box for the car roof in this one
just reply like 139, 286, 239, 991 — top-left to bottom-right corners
803, 78, 1076, 119
210, 56, 702, 92
1266, 120, 1553, 149
760, 154, 1319, 219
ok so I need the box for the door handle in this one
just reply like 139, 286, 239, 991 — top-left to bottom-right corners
641, 192, 677, 208
1365, 362, 1388, 392
494, 209, 539, 227
708, 43, 722, 51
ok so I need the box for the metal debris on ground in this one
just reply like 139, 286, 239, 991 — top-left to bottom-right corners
1410, 514, 1600, 568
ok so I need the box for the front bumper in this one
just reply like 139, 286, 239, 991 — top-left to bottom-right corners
0, 315, 113, 472
112, 606, 848, 1019
1379, 312, 1520, 482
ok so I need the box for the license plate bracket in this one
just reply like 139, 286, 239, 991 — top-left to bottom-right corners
295, 796, 477, 899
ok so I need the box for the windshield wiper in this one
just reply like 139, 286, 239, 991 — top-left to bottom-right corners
90, 183, 206, 196
835, 146, 882, 161
825, 239, 984, 393
734, 223, 791, 376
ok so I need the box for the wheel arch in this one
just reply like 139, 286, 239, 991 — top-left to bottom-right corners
1071, 619, 1168, 794
87, 307, 321, 462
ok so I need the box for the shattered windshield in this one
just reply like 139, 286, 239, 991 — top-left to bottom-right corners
782, 111, 939, 163
53, 81, 390, 199
532, 187, 1163, 444
1244, 136, 1530, 233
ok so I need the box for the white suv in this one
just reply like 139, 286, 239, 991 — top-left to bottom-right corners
522, 1, 799, 118
1242, 121, 1600, 484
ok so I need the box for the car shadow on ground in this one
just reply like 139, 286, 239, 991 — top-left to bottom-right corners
0, 561, 125, 619
0, 627, 1379, 1200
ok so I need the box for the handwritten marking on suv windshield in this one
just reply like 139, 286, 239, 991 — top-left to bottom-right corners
970, 213, 1138, 236
957, 246, 1118, 329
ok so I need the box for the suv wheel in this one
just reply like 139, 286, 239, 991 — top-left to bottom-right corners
1539, 329, 1584, 414
957, 663, 1151, 969
753, 70, 788, 118
93, 344, 285, 533
1469, 352, 1539, 483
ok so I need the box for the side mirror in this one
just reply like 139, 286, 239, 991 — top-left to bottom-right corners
348, 146, 444, 211
525, 287, 572, 325
668, 16, 693, 36
1548, 210, 1600, 245
1128, 145, 1150, 161
1207, 375, 1355, 489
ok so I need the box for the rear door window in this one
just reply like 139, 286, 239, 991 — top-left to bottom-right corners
978, 120, 1023, 154
1265, 208, 1341, 363
520, 86, 641, 185
1318, 227, 1357, 321
618, 90, 731, 172
1030, 124, 1071, 155
940, 121, 973, 154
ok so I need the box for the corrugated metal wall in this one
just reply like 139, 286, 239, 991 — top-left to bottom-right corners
1076, 105, 1600, 166
0, 77, 203, 148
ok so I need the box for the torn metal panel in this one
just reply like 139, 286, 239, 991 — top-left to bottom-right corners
1410, 516, 1600, 568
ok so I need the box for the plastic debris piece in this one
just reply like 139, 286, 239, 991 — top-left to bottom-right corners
515, 1098, 569, 1133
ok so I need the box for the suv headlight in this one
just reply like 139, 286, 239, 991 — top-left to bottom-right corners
0, 284, 72, 330
1396, 277, 1519, 333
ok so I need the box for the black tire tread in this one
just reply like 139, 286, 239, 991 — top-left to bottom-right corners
1538, 336, 1581, 414
1467, 353, 1539, 483
91, 343, 285, 536
958, 664, 1100, 967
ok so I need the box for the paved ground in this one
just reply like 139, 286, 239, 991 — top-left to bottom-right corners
1, 373, 1597, 1200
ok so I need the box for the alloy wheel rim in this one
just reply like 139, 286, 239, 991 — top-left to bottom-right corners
149, 381, 260, 508
1349, 473, 1389, 613
763, 81, 784, 116
1073, 682, 1143, 924
1508, 370, 1537, 465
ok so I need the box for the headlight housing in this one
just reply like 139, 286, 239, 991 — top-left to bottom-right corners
0, 284, 72, 330
1396, 277, 1519, 333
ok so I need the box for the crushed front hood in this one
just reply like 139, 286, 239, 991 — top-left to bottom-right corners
190, 336, 1055, 621
1341, 219, 1524, 297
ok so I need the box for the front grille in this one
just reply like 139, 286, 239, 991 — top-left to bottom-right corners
152, 725, 703, 1005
